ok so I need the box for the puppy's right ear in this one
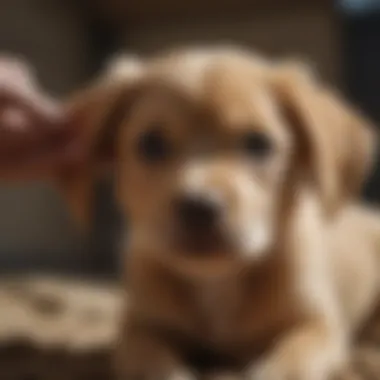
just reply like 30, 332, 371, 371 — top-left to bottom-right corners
57, 56, 144, 230
271, 62, 376, 215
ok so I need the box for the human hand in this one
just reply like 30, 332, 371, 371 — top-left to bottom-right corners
0, 56, 82, 180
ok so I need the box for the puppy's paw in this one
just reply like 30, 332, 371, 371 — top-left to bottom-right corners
248, 357, 313, 380
247, 319, 347, 380
247, 346, 333, 380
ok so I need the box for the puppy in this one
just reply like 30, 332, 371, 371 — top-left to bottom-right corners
63, 47, 380, 380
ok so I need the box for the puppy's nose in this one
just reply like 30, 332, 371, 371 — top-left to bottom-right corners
175, 195, 220, 231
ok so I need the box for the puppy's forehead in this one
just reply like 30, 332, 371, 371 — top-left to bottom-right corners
143, 50, 289, 141
147, 48, 268, 97
204, 66, 277, 129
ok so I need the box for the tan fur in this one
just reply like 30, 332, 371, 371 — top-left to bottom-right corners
62, 48, 380, 380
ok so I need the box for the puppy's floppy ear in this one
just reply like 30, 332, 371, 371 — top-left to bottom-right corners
57, 56, 144, 230
272, 63, 377, 214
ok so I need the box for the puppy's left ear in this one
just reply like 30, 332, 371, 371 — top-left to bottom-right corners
56, 56, 145, 230
271, 63, 377, 214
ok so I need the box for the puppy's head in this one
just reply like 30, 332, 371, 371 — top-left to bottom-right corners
63, 48, 376, 262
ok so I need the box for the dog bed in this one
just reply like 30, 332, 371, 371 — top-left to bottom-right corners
0, 276, 122, 380
0, 275, 378, 380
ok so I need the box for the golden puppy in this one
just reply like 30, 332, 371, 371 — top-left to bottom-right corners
63, 47, 380, 380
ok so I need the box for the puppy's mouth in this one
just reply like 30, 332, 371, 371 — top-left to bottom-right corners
174, 226, 229, 256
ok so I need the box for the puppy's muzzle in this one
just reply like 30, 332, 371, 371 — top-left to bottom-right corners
174, 194, 220, 232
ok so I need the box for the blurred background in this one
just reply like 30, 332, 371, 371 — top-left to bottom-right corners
0, 0, 379, 277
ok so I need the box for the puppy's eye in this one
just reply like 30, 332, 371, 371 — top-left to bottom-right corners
137, 128, 170, 162
241, 132, 272, 159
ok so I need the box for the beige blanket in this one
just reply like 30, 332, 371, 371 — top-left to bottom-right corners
0, 276, 378, 380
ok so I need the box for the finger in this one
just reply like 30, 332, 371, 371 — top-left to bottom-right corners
0, 58, 64, 135
0, 56, 36, 92
0, 90, 64, 131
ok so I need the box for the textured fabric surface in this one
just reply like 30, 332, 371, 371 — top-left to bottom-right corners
0, 276, 378, 380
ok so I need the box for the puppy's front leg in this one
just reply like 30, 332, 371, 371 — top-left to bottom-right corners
248, 318, 346, 380
116, 320, 195, 380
